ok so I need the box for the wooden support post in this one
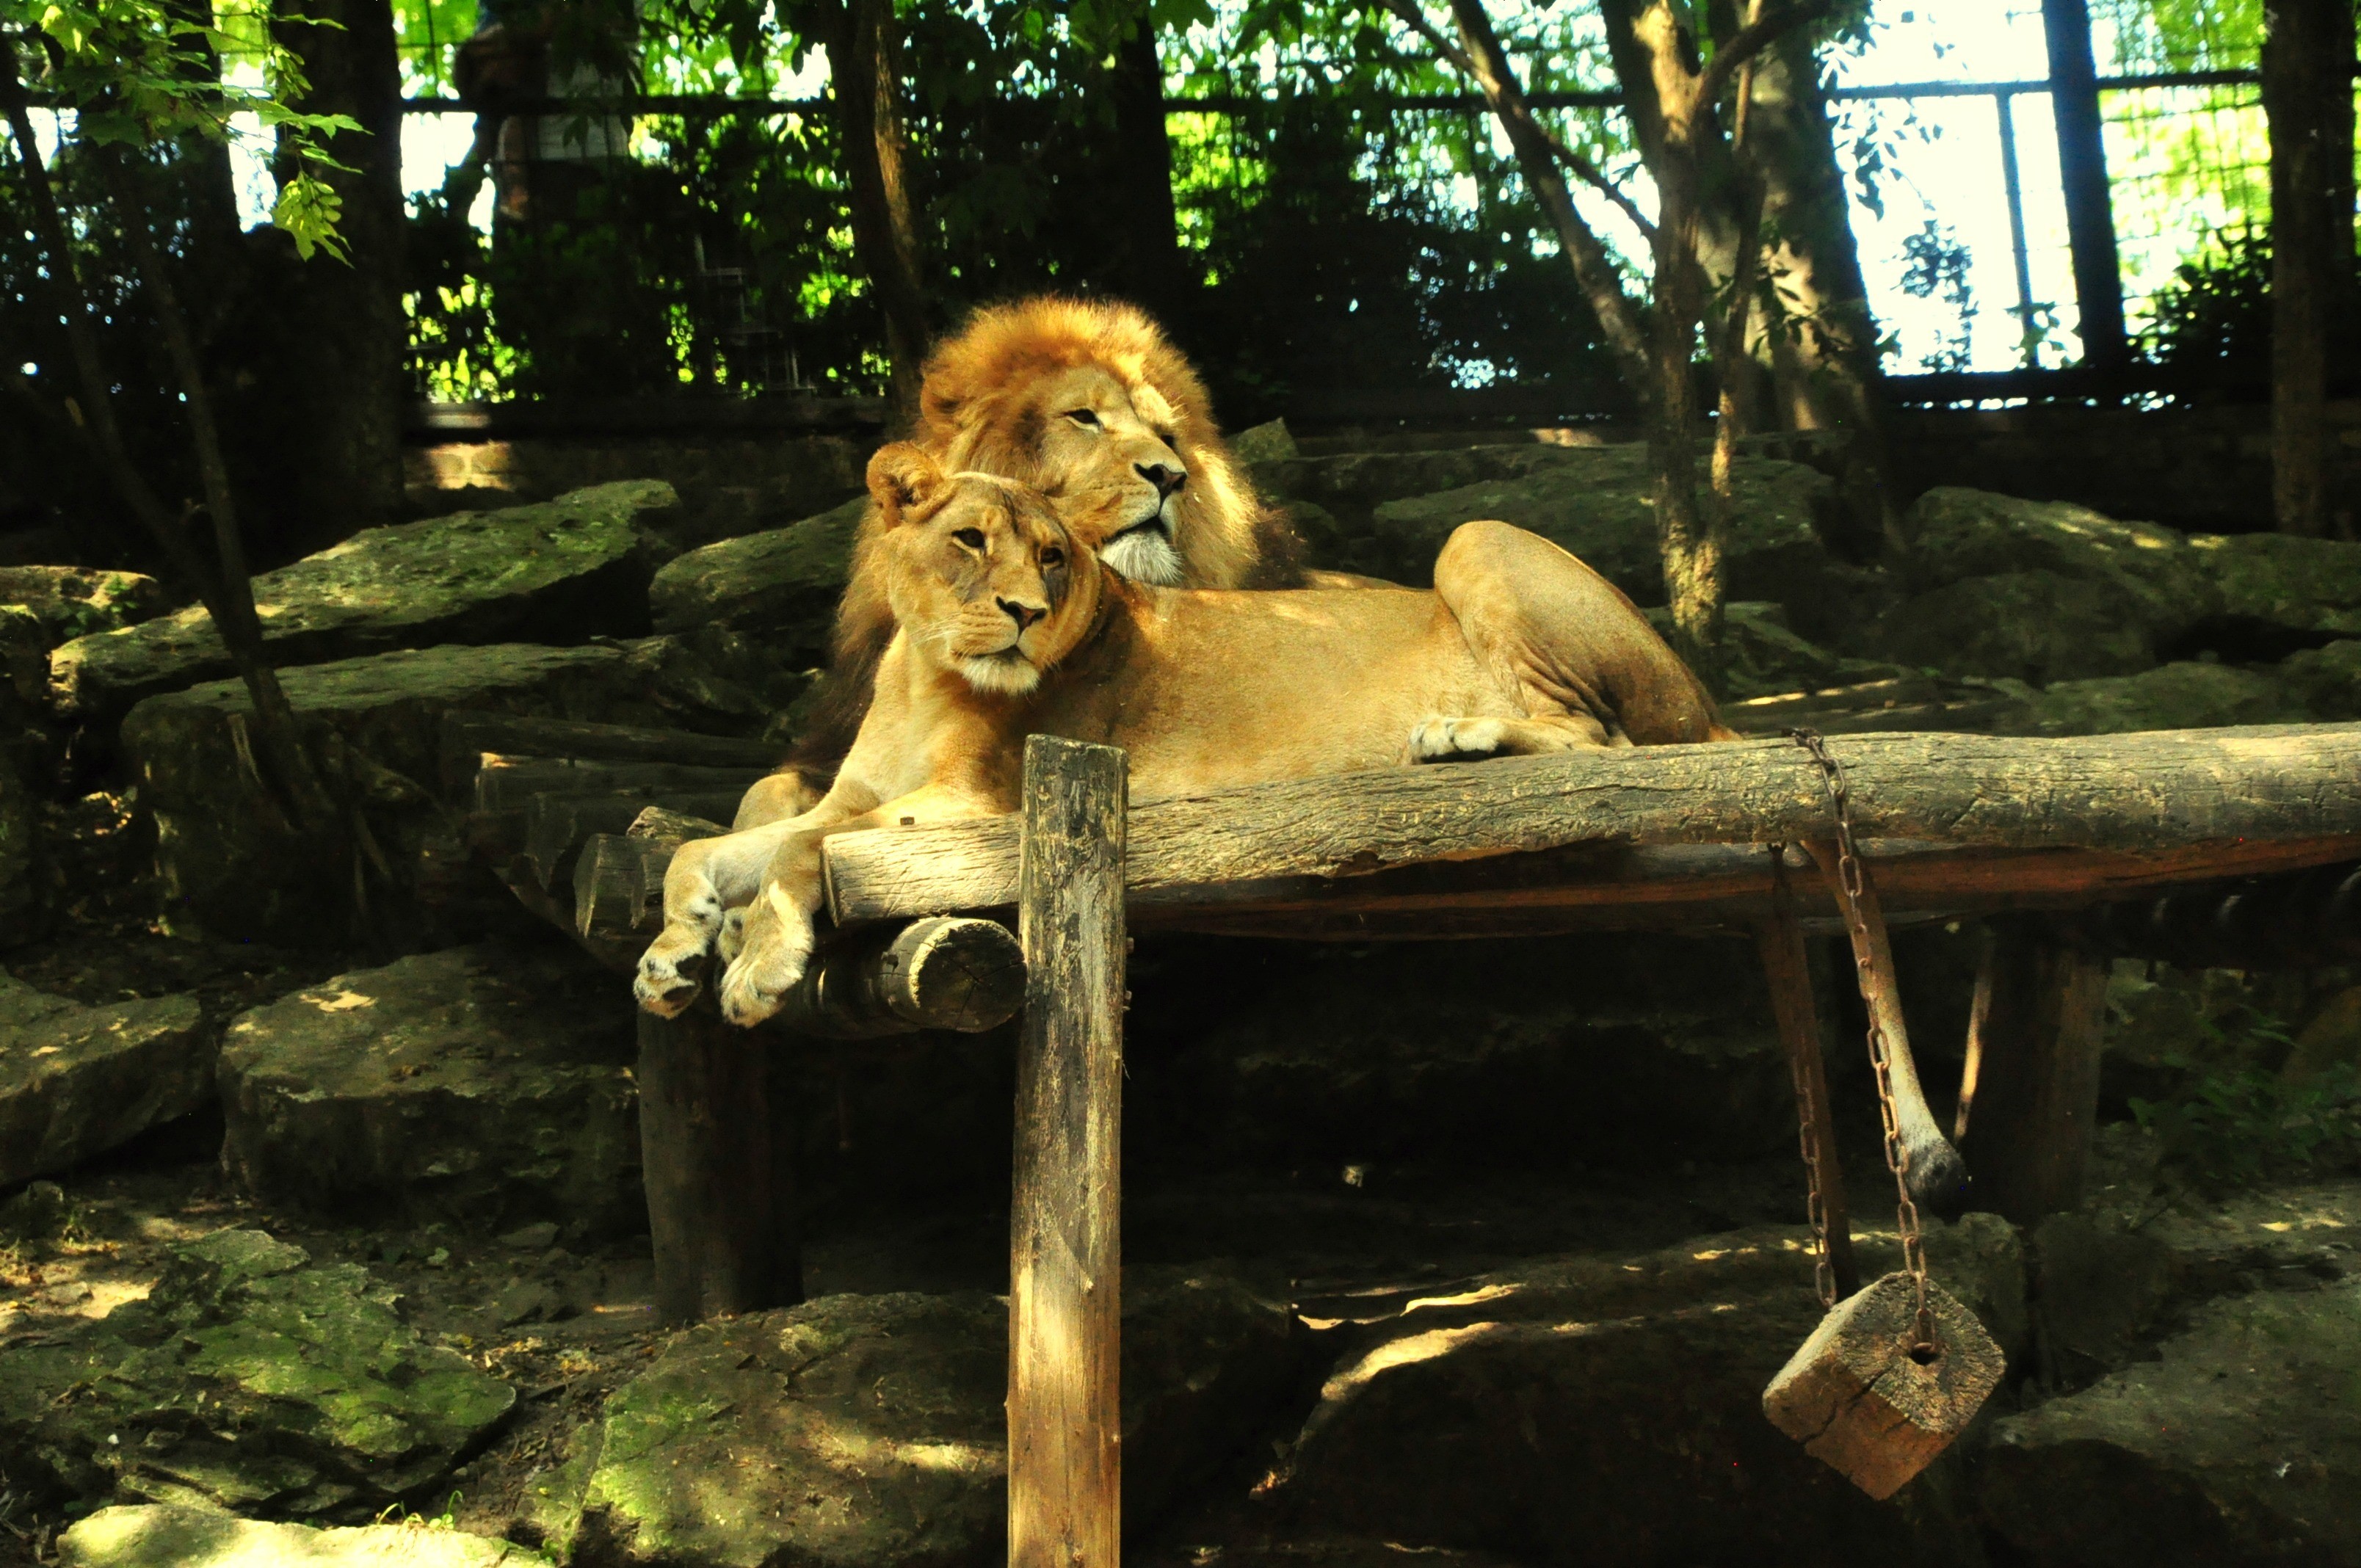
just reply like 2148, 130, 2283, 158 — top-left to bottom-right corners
1955, 921, 2109, 1223
637, 1006, 800, 1324
1755, 857, 1860, 1299
2041, 0, 2127, 369
1009, 736, 1128, 1568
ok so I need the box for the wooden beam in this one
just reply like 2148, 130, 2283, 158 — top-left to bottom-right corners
1754, 861, 1859, 1299
637, 1006, 799, 1324
770, 915, 1027, 1039
1008, 736, 1127, 1568
824, 726, 2361, 929
1955, 923, 2110, 1224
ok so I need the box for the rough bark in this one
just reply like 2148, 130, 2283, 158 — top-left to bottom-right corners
1008, 737, 1128, 1568
819, 725, 2361, 926
822, 0, 931, 413
1954, 923, 2108, 1222
1105, 19, 1188, 320
2262, 0, 2358, 538
271, 0, 407, 526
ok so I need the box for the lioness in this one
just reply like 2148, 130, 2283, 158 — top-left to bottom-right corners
638, 444, 1730, 1026
757, 295, 1353, 820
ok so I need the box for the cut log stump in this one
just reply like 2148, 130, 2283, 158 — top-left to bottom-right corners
1956, 922, 2110, 1223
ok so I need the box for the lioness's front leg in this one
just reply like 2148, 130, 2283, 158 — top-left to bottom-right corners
718, 786, 995, 1027
635, 785, 881, 1015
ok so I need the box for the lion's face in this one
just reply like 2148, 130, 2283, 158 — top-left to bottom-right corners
868, 444, 1098, 697
1018, 365, 1191, 587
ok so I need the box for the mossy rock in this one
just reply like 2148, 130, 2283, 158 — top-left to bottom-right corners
648, 496, 866, 664
0, 565, 167, 642
53, 482, 679, 721
0, 976, 208, 1185
59, 1503, 551, 1567
218, 943, 641, 1235
0, 1230, 515, 1519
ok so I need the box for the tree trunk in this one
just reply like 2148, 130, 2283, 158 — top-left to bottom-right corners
828, 0, 931, 413
1105, 19, 1187, 322
271, 0, 407, 531
2041, 0, 2128, 369
1747, 28, 1904, 554
2262, 0, 2357, 538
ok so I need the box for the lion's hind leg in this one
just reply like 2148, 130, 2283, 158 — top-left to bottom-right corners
1429, 518, 1722, 748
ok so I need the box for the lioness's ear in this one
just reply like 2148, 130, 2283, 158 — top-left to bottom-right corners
868, 443, 948, 526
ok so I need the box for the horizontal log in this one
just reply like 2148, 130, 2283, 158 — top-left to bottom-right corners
439, 711, 781, 796
822, 725, 2361, 929
523, 788, 747, 890
471, 757, 769, 815
573, 811, 731, 962
769, 916, 1026, 1038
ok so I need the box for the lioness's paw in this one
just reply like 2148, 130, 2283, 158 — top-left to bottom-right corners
634, 932, 711, 1017
717, 935, 810, 1028
1410, 716, 1507, 763
716, 907, 748, 965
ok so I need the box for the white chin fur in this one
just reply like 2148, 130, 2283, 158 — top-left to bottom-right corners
1100, 526, 1185, 586
958, 655, 1042, 695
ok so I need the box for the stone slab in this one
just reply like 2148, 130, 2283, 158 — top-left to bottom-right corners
218, 943, 640, 1236
54, 482, 679, 720
59, 1503, 550, 1568
0, 976, 208, 1185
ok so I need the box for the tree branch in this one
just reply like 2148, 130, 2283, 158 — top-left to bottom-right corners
1694, 0, 1828, 114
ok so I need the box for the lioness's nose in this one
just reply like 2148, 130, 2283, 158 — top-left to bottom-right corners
1136, 461, 1187, 498
999, 598, 1046, 632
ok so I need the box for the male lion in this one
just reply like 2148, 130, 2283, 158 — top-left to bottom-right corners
638, 444, 1730, 1026
756, 294, 1345, 820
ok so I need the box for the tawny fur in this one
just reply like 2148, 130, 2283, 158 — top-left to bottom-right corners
775, 295, 1315, 808
640, 446, 1732, 1026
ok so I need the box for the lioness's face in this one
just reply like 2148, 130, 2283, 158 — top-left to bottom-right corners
1026, 365, 1190, 587
871, 446, 1092, 697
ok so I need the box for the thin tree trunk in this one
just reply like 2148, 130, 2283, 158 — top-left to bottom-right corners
1106, 19, 1186, 322
827, 0, 931, 413
271, 0, 407, 531
2263, 0, 2357, 538
1747, 27, 1904, 553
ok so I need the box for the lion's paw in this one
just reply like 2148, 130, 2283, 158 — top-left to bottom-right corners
1410, 716, 1507, 763
717, 934, 810, 1028
716, 906, 748, 965
634, 929, 712, 1017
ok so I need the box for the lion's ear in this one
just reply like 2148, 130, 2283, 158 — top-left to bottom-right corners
868, 443, 949, 526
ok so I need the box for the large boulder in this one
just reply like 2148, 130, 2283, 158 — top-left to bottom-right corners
1980, 1272, 2361, 1566
0, 565, 167, 640
531, 1271, 1301, 1566
648, 496, 865, 662
0, 976, 208, 1186
2188, 529, 2361, 643
0, 744, 41, 946
59, 1504, 550, 1568
218, 943, 640, 1236
1261, 1217, 2023, 1568
0, 1228, 515, 1518
120, 638, 761, 945
1363, 445, 1857, 641
53, 482, 681, 721
1998, 639, 2361, 736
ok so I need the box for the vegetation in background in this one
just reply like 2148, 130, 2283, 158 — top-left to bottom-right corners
2133, 1056, 2361, 1192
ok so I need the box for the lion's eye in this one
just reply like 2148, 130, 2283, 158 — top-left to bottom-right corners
1064, 409, 1101, 428
1040, 547, 1065, 569
952, 529, 986, 550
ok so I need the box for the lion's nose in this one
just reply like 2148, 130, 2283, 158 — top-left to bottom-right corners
1136, 461, 1187, 499
998, 598, 1046, 632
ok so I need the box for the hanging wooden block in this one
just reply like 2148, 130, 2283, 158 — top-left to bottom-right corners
1762, 1271, 2004, 1500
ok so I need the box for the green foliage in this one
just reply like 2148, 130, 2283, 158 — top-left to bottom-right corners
2141, 225, 2271, 371
2132, 1059, 2361, 1193
6, 0, 360, 257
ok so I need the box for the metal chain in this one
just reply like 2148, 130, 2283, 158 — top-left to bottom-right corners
1788, 727, 1936, 1351
1766, 845, 1837, 1310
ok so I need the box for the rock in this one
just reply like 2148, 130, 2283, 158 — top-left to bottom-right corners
52, 482, 680, 721
218, 943, 640, 1235
2285, 987, 2361, 1082
59, 1503, 551, 1568
1262, 1218, 2023, 1567
0, 565, 167, 639
0, 977, 208, 1186
0, 745, 42, 946
0, 1178, 68, 1239
120, 637, 760, 945
1364, 445, 1856, 640
533, 1270, 1299, 1565
1995, 640, 2361, 736
2188, 529, 2361, 643
1228, 418, 1299, 464
499, 1220, 562, 1252
0, 1228, 516, 1517
1981, 1272, 2361, 1566
648, 495, 866, 660
1644, 600, 1908, 700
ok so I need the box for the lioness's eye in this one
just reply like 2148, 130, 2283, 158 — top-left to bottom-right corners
1064, 408, 1101, 428
1040, 547, 1065, 568
952, 529, 986, 550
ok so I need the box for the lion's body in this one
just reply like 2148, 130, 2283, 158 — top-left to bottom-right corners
640, 454, 1727, 1024
769, 296, 1310, 811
